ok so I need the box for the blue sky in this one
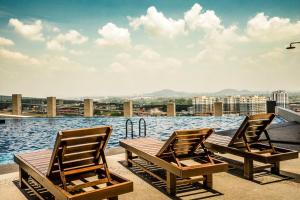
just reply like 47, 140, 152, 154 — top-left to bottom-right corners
0, 0, 300, 97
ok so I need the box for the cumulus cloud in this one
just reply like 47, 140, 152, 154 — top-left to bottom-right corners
0, 36, 14, 46
247, 13, 300, 42
129, 6, 186, 38
9, 18, 45, 41
108, 46, 181, 72
96, 23, 131, 47
184, 3, 222, 31
0, 48, 39, 64
47, 30, 88, 50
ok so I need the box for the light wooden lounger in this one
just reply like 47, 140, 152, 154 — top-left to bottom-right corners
119, 128, 228, 195
205, 113, 299, 180
14, 126, 133, 200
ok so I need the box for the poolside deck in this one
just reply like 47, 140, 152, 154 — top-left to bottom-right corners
0, 121, 299, 200
0, 150, 299, 200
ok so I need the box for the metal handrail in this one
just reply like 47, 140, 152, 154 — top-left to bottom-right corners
125, 118, 133, 139
139, 118, 146, 137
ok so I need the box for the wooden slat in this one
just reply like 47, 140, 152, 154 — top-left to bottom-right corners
21, 178, 46, 200
61, 126, 110, 138
63, 151, 96, 162
128, 159, 166, 183
176, 176, 205, 185
64, 164, 104, 176
67, 178, 109, 192
47, 126, 112, 177
156, 128, 213, 157
65, 142, 100, 154
63, 136, 103, 146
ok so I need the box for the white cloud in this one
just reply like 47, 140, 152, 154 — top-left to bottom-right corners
183, 4, 249, 64
58, 30, 88, 44
108, 46, 181, 72
247, 13, 300, 42
9, 18, 45, 41
0, 36, 14, 46
184, 3, 222, 31
47, 30, 88, 50
141, 48, 160, 59
0, 48, 39, 64
129, 6, 186, 38
46, 39, 64, 51
52, 27, 60, 33
96, 23, 131, 47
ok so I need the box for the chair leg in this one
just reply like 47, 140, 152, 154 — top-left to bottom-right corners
244, 158, 254, 180
166, 171, 176, 196
19, 167, 29, 189
203, 174, 213, 188
125, 150, 133, 167
271, 161, 280, 175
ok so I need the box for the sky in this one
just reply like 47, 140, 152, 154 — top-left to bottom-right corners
0, 0, 300, 98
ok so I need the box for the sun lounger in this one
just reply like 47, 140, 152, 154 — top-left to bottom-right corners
205, 113, 299, 180
14, 126, 133, 200
119, 128, 228, 195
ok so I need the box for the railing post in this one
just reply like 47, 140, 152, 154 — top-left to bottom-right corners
12, 94, 22, 115
124, 101, 133, 117
167, 102, 176, 117
84, 99, 93, 117
47, 97, 56, 117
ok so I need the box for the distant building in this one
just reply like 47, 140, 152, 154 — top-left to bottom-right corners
194, 95, 266, 115
193, 96, 217, 114
271, 90, 288, 108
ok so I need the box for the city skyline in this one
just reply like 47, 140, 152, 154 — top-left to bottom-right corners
0, 0, 300, 97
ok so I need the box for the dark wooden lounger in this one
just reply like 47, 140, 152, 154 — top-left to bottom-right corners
120, 128, 228, 195
205, 113, 299, 180
14, 126, 133, 200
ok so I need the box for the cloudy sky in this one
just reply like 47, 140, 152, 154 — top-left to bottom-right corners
0, 0, 300, 97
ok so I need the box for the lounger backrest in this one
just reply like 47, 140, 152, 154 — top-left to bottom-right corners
47, 126, 112, 177
228, 113, 275, 146
156, 128, 214, 157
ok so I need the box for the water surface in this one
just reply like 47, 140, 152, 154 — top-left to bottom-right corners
0, 116, 285, 164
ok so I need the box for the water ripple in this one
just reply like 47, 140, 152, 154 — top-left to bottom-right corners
0, 116, 285, 164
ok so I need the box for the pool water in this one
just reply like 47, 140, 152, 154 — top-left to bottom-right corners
0, 116, 286, 164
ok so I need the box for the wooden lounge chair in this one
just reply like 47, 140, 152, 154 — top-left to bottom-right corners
205, 113, 299, 180
14, 126, 133, 200
119, 128, 228, 195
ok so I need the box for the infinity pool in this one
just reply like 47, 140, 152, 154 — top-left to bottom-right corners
0, 116, 285, 164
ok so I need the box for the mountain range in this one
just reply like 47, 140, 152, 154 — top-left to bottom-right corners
143, 89, 271, 97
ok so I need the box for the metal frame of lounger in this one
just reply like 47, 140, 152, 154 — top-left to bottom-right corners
205, 113, 299, 180
120, 128, 228, 195
15, 126, 133, 200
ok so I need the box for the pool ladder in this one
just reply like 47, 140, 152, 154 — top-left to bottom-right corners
125, 118, 146, 139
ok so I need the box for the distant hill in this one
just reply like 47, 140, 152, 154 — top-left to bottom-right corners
143, 89, 270, 98
144, 89, 197, 97
213, 89, 255, 96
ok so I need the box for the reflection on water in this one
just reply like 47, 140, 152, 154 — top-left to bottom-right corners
0, 116, 285, 164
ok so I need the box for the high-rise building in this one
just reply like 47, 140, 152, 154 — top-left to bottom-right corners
193, 96, 217, 114
271, 90, 288, 108
193, 95, 267, 115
